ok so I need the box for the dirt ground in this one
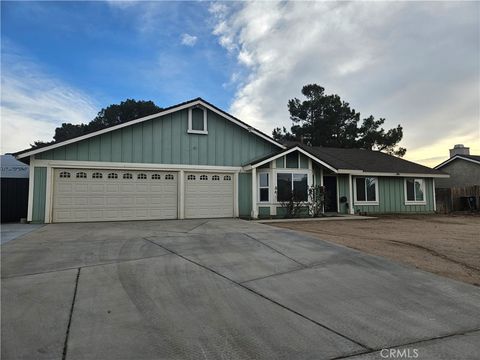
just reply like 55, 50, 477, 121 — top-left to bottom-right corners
270, 214, 480, 286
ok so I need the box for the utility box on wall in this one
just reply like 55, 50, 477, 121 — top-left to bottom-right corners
1, 154, 29, 223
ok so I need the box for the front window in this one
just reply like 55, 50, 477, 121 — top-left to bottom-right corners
355, 177, 378, 203
405, 178, 425, 203
276, 173, 308, 202
259, 173, 269, 202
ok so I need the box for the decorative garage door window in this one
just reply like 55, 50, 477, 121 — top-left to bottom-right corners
224, 175, 231, 181
137, 173, 147, 180
123, 173, 133, 179
151, 174, 161, 180
92, 172, 103, 179
76, 172, 87, 178
165, 174, 174, 180
212, 175, 220, 181
59, 171, 71, 178
200, 175, 208, 180
107, 173, 118, 179
187, 174, 196, 180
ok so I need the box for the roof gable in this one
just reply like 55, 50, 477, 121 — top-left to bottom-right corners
434, 154, 480, 169
16, 98, 284, 159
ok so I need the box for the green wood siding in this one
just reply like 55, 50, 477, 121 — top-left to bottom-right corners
32, 167, 47, 223
36, 109, 278, 166
258, 206, 270, 218
238, 173, 252, 217
353, 177, 434, 214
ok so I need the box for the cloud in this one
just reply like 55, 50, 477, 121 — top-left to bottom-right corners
210, 1, 480, 166
181, 33, 198, 47
1, 44, 99, 154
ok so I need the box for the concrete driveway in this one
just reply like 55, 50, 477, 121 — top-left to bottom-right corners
1, 219, 479, 360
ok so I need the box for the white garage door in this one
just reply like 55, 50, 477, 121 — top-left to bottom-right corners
185, 173, 234, 218
52, 169, 178, 223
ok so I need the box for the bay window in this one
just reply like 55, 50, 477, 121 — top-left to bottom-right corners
276, 173, 308, 202
354, 177, 378, 204
405, 178, 425, 204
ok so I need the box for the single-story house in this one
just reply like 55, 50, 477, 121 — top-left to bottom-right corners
14, 98, 448, 223
434, 145, 480, 188
433, 145, 479, 212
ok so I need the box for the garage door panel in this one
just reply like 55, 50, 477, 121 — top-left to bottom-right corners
185, 173, 234, 219
53, 169, 178, 223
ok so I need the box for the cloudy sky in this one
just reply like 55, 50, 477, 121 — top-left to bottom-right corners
1, 1, 478, 167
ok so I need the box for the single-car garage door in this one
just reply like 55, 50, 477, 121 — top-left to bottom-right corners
52, 169, 178, 222
185, 173, 234, 218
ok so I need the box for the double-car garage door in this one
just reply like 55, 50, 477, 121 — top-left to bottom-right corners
52, 169, 234, 223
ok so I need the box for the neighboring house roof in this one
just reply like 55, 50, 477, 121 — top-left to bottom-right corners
248, 144, 448, 177
15, 98, 285, 159
434, 154, 480, 169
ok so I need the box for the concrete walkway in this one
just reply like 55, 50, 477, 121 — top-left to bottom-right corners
1, 219, 479, 359
1, 223, 43, 244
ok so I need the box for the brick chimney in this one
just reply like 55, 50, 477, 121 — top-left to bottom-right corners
449, 144, 470, 157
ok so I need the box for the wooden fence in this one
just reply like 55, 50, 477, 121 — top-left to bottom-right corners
435, 185, 480, 213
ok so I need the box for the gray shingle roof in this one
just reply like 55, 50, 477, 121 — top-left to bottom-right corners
249, 144, 445, 175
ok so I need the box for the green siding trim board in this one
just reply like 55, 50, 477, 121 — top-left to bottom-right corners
32, 167, 47, 223
238, 173, 252, 217
36, 109, 277, 167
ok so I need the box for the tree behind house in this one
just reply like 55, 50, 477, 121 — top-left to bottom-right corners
31, 99, 162, 148
273, 84, 406, 156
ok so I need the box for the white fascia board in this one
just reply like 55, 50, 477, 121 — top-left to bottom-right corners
32, 159, 242, 172
16, 99, 284, 159
336, 169, 449, 178
251, 146, 337, 173
434, 155, 480, 169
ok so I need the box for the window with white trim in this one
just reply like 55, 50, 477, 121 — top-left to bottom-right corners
200, 174, 208, 180
151, 174, 161, 180
137, 173, 147, 180
224, 175, 231, 181
107, 173, 118, 179
59, 171, 71, 178
92, 172, 102, 179
405, 178, 425, 204
259, 173, 269, 202
188, 106, 208, 134
123, 173, 133, 179
76, 172, 86, 178
354, 177, 378, 204
276, 173, 308, 202
165, 174, 174, 180
212, 175, 220, 181
187, 174, 196, 180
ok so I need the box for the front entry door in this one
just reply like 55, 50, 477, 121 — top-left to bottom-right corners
323, 176, 338, 212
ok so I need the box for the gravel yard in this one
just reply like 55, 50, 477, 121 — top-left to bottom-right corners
270, 215, 480, 286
